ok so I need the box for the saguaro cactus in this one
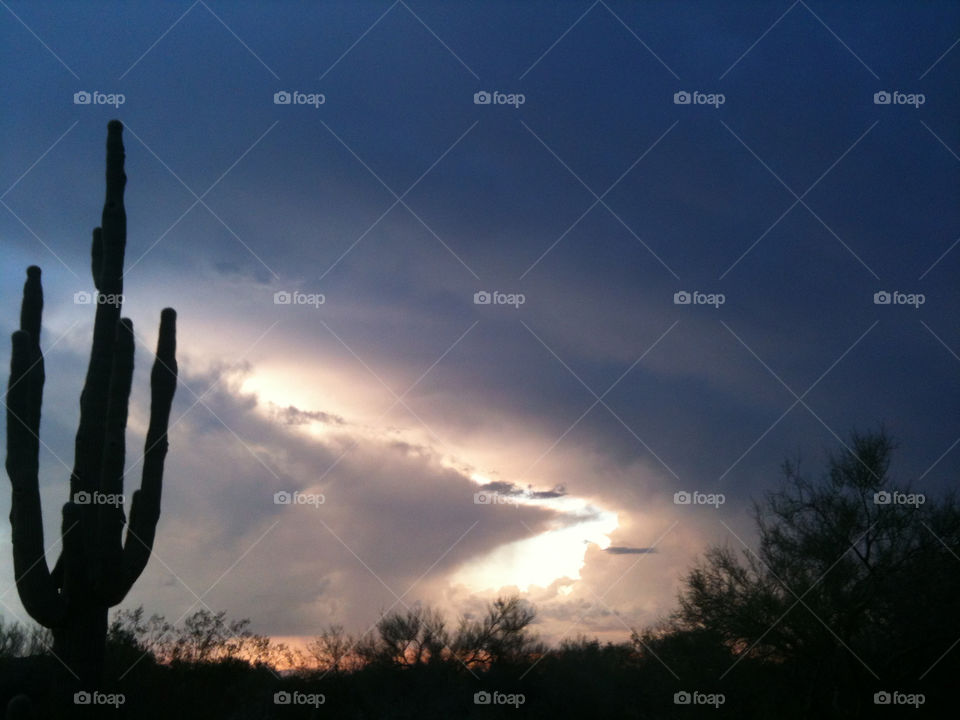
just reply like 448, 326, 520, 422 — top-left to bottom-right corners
5, 120, 178, 689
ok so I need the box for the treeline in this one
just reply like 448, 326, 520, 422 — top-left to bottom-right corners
2, 430, 957, 718
2, 597, 630, 719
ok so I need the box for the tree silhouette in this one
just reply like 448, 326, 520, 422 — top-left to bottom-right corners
452, 595, 542, 668
662, 429, 960, 716
306, 624, 354, 673
364, 605, 447, 667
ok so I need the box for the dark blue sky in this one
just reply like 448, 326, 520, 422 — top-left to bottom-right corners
2, 1, 958, 644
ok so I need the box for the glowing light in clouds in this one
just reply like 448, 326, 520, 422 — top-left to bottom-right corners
452, 488, 619, 592
242, 370, 621, 594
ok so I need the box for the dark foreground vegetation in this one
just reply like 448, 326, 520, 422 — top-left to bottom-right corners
2, 430, 957, 718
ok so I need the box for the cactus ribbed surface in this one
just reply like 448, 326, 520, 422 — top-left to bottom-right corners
5, 120, 178, 693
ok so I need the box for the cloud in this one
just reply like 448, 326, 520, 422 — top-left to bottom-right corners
115, 359, 572, 636
604, 546, 657, 555
270, 403, 345, 426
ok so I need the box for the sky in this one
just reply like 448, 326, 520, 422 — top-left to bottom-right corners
1, 1, 958, 650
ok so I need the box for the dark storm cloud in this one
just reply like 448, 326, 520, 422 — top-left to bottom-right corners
1, 1, 957, 644
604, 546, 657, 555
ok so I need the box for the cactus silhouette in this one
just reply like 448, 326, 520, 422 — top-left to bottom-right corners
5, 120, 178, 691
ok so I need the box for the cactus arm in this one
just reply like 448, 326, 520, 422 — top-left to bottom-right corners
5, 267, 66, 627
111, 308, 177, 603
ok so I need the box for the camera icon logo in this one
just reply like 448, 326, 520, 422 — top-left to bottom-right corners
474, 91, 491, 105
874, 691, 891, 705
274, 491, 292, 505
674, 691, 691, 704
74, 91, 91, 105
474, 691, 491, 705
73, 491, 91, 505
274, 91, 291, 105
74, 290, 93, 305
274, 291, 292, 305
873, 91, 891, 105
674, 491, 691, 505
274, 691, 291, 704
874, 491, 891, 505
474, 492, 491, 505
474, 291, 491, 305
673, 291, 691, 305
673, 91, 691, 105
873, 290, 891, 305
